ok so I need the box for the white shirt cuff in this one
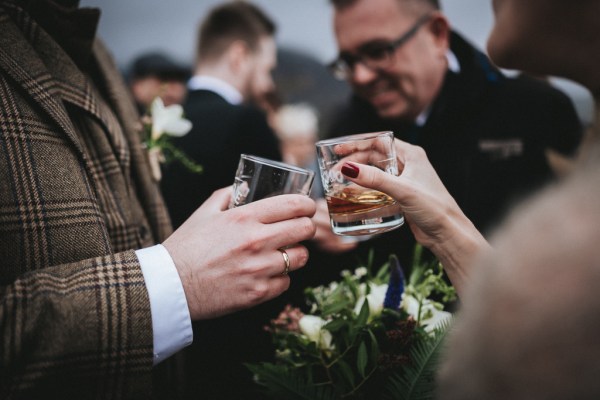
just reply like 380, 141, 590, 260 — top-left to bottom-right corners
136, 244, 193, 365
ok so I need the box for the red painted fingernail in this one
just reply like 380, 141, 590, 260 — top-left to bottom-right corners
341, 163, 359, 178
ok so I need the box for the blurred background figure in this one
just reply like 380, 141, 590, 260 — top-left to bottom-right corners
271, 47, 351, 135
312, 0, 583, 278
83, 0, 595, 131
127, 52, 190, 114
268, 100, 325, 199
161, 1, 281, 229
272, 102, 319, 168
159, 2, 285, 399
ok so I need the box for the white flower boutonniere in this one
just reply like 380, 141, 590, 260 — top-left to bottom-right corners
142, 97, 202, 181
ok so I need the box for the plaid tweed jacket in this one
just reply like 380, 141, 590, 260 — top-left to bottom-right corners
0, 1, 173, 398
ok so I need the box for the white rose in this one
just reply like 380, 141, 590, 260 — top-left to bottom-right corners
401, 293, 452, 332
421, 308, 452, 332
150, 97, 192, 140
299, 315, 334, 350
319, 329, 333, 351
354, 283, 388, 318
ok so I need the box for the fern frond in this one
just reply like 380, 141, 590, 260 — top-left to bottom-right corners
247, 363, 336, 400
382, 318, 453, 400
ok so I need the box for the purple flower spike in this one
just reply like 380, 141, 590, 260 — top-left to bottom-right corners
384, 255, 405, 310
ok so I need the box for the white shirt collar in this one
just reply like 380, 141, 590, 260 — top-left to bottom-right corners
446, 49, 461, 74
188, 75, 243, 105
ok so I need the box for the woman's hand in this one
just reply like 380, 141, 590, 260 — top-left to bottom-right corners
340, 140, 491, 297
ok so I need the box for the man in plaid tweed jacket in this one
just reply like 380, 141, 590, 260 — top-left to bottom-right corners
0, 0, 317, 398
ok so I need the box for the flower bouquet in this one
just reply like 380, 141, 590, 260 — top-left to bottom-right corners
248, 245, 456, 400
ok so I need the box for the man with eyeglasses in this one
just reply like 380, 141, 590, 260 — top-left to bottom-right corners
312, 0, 583, 273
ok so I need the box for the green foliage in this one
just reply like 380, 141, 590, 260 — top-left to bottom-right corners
249, 246, 455, 399
246, 363, 336, 400
382, 319, 452, 400
141, 107, 203, 175
407, 245, 457, 313
154, 136, 203, 174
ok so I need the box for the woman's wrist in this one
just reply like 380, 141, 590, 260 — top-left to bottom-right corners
429, 208, 490, 298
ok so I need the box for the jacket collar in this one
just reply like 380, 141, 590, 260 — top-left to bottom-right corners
9, 0, 99, 68
0, 2, 126, 158
0, 5, 89, 159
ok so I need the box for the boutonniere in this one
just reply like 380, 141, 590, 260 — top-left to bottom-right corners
142, 97, 203, 181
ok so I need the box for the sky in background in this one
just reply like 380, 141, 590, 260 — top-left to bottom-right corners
80, 0, 494, 68
80, 0, 594, 124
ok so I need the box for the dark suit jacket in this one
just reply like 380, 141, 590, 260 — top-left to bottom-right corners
306, 31, 583, 285
0, 1, 172, 398
160, 88, 282, 398
161, 89, 281, 228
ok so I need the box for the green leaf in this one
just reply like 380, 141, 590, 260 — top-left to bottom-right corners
382, 318, 453, 400
367, 248, 375, 270
159, 139, 203, 174
322, 298, 352, 316
247, 363, 336, 400
357, 341, 368, 378
409, 244, 426, 287
336, 359, 356, 388
375, 260, 391, 283
356, 299, 370, 327
368, 329, 380, 365
324, 318, 348, 333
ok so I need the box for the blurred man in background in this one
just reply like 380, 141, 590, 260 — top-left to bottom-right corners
159, 2, 285, 398
127, 52, 190, 114
161, 1, 281, 228
317, 0, 583, 273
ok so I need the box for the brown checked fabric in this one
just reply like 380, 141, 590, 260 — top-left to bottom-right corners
0, 0, 173, 398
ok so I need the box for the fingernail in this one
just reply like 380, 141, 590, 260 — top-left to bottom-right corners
341, 162, 359, 178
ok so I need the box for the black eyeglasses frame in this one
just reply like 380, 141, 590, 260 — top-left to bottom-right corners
328, 13, 432, 80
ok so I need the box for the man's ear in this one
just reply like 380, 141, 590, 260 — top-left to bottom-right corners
427, 11, 450, 52
228, 40, 251, 72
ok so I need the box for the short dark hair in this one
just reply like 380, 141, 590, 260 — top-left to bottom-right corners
197, 1, 276, 62
330, 0, 440, 12
128, 52, 190, 83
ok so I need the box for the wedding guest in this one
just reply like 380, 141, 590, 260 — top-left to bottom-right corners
438, 151, 600, 400
272, 102, 319, 169
157, 2, 311, 398
336, 0, 600, 396
0, 0, 316, 399
437, 0, 600, 396
127, 51, 190, 115
319, 0, 583, 273
160, 1, 281, 229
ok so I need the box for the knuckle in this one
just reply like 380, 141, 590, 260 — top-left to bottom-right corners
299, 217, 317, 238
243, 236, 264, 253
286, 195, 303, 211
247, 281, 270, 304
296, 246, 310, 267
369, 169, 384, 188
230, 209, 251, 225
307, 198, 317, 216
413, 145, 427, 159
280, 277, 290, 292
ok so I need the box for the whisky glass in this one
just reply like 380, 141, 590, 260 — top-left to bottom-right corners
229, 154, 315, 208
316, 131, 404, 235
